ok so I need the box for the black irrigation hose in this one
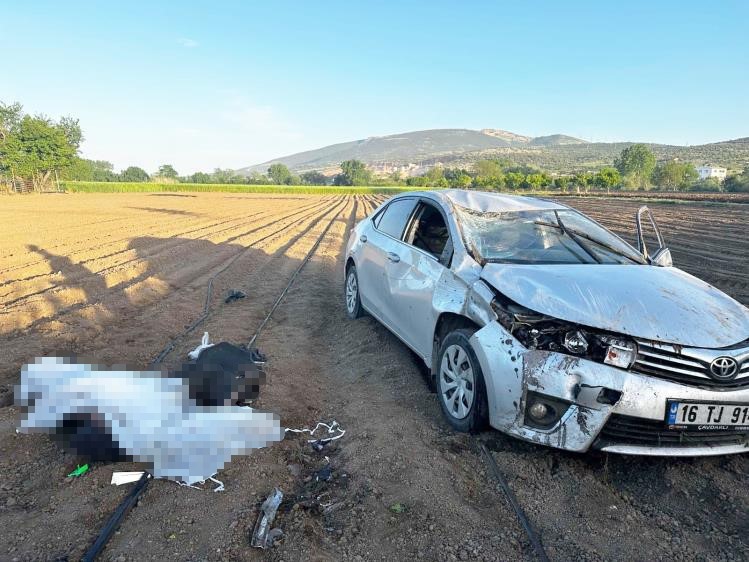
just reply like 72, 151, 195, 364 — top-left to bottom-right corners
478, 442, 550, 562
81, 472, 151, 562
149, 198, 334, 366
247, 197, 353, 348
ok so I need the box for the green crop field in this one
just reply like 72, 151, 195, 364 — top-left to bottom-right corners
61, 181, 422, 195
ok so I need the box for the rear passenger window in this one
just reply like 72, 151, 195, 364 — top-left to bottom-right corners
376, 199, 417, 239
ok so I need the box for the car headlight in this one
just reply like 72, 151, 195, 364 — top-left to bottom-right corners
492, 298, 637, 370
563, 330, 588, 354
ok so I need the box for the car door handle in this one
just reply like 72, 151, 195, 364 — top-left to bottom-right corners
360, 235, 367, 243
387, 252, 400, 263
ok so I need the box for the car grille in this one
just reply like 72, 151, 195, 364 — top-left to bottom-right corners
632, 339, 749, 390
597, 414, 749, 448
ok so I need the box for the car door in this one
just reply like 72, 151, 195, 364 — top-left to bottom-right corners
356, 197, 418, 321
380, 199, 453, 357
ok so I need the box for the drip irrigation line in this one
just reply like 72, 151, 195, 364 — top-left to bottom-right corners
149, 198, 333, 366
478, 442, 550, 562
248, 197, 354, 348
81, 472, 151, 562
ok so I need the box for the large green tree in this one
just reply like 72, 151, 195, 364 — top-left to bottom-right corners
522, 173, 548, 190
0, 115, 76, 184
157, 164, 178, 179
300, 170, 327, 185
652, 160, 698, 191
594, 167, 622, 189
0, 101, 23, 139
334, 159, 372, 186
121, 166, 150, 182
62, 158, 116, 181
474, 159, 505, 178
188, 171, 211, 184
268, 163, 292, 185
505, 172, 525, 189
58, 116, 83, 150
615, 144, 656, 189
553, 176, 571, 191
724, 166, 749, 192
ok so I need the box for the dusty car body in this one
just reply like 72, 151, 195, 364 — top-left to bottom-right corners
344, 189, 749, 455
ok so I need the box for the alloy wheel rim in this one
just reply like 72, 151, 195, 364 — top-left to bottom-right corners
440, 344, 475, 419
346, 271, 358, 313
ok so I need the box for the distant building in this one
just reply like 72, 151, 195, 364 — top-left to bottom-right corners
697, 165, 727, 181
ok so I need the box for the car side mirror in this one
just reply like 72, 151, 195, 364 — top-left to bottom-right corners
635, 206, 671, 266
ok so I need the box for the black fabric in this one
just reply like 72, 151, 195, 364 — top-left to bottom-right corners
54, 412, 129, 462
172, 342, 264, 406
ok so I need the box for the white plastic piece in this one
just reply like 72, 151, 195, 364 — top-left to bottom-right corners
175, 473, 225, 492
209, 475, 225, 492
285, 420, 345, 443
111, 471, 146, 485
188, 332, 215, 360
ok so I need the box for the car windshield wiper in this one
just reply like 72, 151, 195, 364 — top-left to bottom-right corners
553, 212, 602, 264
559, 223, 644, 264
539, 215, 642, 264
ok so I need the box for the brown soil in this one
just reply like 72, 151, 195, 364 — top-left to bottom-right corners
0, 193, 747, 562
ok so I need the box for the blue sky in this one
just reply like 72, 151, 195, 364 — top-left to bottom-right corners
2, 1, 748, 174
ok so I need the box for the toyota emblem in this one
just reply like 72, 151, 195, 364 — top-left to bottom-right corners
709, 357, 739, 380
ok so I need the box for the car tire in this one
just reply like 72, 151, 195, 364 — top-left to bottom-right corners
345, 264, 364, 320
436, 329, 488, 433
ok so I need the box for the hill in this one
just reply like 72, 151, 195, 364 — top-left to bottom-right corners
237, 128, 587, 175
237, 129, 749, 176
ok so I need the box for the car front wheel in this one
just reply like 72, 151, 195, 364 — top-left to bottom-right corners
436, 329, 487, 433
345, 264, 364, 319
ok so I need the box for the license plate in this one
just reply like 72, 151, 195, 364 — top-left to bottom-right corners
666, 400, 749, 430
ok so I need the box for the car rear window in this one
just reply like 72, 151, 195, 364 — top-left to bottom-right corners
376, 198, 417, 239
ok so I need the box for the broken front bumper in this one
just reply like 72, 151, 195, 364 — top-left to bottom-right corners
470, 322, 749, 456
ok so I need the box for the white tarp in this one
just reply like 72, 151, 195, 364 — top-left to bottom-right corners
16, 357, 284, 484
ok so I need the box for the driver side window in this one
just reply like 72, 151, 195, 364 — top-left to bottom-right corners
405, 202, 451, 262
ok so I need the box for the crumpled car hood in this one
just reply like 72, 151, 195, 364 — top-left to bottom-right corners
481, 264, 749, 348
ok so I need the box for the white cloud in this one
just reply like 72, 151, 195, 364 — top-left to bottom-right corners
178, 37, 199, 48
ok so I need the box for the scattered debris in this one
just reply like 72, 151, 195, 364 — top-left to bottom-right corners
285, 420, 346, 447
81, 472, 151, 562
176, 474, 225, 492
67, 464, 89, 478
111, 471, 145, 486
251, 487, 284, 549
266, 528, 284, 546
224, 289, 247, 303
314, 465, 332, 482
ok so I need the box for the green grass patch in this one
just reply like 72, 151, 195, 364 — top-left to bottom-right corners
62, 181, 422, 195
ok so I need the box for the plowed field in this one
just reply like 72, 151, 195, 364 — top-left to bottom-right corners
1, 193, 746, 562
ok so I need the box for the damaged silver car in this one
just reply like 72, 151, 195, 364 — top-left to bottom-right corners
344, 189, 749, 455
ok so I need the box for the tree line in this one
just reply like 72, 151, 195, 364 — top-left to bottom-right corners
2, 100, 747, 193
402, 144, 748, 193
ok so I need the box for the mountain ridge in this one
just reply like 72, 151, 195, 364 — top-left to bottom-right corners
236, 128, 749, 176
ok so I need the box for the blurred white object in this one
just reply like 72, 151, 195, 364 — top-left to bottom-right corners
16, 357, 283, 484
188, 331, 215, 360
111, 471, 146, 485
